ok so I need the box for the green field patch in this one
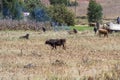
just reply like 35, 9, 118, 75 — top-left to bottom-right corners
70, 25, 93, 31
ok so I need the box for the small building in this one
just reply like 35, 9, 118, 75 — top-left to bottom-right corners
23, 12, 30, 21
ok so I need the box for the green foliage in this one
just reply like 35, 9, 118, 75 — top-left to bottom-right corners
47, 4, 75, 26
69, 1, 78, 6
24, 0, 47, 20
49, 0, 78, 6
24, 0, 44, 12
3, 0, 23, 19
87, 0, 103, 23
49, 0, 68, 6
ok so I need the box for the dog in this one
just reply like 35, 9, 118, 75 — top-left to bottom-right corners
19, 34, 29, 39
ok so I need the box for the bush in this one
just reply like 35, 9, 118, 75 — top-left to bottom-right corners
49, 0, 68, 6
47, 4, 75, 26
49, 0, 78, 6
31, 7, 50, 22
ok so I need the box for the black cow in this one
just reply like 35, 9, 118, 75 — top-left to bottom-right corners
45, 39, 66, 50
19, 34, 29, 39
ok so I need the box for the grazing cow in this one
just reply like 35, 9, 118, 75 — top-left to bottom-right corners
98, 29, 108, 37
45, 39, 66, 50
19, 34, 29, 39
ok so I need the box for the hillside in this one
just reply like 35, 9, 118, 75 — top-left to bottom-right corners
75, 0, 120, 19
42, 0, 120, 19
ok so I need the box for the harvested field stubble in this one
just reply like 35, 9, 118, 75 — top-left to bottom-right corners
0, 30, 120, 80
0, 20, 51, 30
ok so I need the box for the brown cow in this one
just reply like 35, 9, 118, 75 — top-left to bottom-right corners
45, 39, 66, 50
98, 29, 108, 37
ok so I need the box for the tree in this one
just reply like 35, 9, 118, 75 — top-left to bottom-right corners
24, 0, 48, 21
87, 0, 103, 23
32, 7, 50, 22
0, 0, 2, 13
49, 0, 78, 6
23, 0, 43, 12
47, 4, 75, 26
2, 0, 23, 19
49, 0, 68, 6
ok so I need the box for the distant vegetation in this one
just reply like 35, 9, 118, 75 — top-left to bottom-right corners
1, 0, 76, 26
49, 0, 78, 6
2, 0, 23, 19
47, 4, 75, 26
87, 0, 103, 23
49, 0, 68, 5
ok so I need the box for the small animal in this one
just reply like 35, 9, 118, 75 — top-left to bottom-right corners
45, 39, 66, 50
68, 28, 77, 34
19, 34, 29, 39
42, 27, 46, 32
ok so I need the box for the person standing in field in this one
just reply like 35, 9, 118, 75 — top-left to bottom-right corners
93, 21, 100, 34
117, 16, 120, 24
96, 21, 100, 30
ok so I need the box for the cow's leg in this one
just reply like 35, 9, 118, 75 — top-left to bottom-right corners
62, 44, 65, 50
104, 33, 108, 37
99, 33, 101, 37
106, 33, 108, 38
54, 44, 57, 49
51, 45, 54, 49
104, 34, 106, 37
51, 44, 55, 49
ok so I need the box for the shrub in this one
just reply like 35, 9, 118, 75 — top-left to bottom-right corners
31, 7, 50, 22
47, 4, 75, 26
49, 0, 68, 6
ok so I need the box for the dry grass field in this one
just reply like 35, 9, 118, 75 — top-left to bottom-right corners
0, 30, 120, 80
